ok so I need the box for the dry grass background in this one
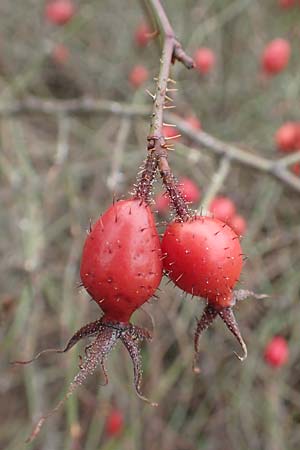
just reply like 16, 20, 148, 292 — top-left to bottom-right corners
1, 1, 300, 449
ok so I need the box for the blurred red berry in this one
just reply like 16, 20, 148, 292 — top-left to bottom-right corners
261, 38, 291, 75
155, 177, 200, 214
179, 177, 201, 204
129, 65, 149, 88
155, 192, 170, 214
275, 122, 298, 152
134, 22, 151, 47
264, 336, 289, 368
105, 409, 124, 436
194, 48, 216, 74
51, 44, 70, 65
278, 0, 295, 7
291, 162, 300, 175
229, 214, 247, 236
185, 115, 202, 130
209, 196, 236, 223
45, 0, 75, 25
163, 124, 179, 139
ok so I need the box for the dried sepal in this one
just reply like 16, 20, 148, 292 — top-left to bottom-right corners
218, 307, 248, 361
19, 319, 155, 443
193, 305, 218, 373
121, 325, 157, 407
26, 325, 118, 443
12, 318, 104, 366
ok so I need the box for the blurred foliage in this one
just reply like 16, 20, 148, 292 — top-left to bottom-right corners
0, 1, 300, 450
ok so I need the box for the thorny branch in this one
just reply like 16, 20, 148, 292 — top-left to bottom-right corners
136, 0, 194, 218
1, 96, 300, 193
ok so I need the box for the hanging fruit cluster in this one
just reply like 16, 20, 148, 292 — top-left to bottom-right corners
14, 3, 267, 443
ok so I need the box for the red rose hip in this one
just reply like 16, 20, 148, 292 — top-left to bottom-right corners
45, 0, 75, 25
162, 216, 242, 309
105, 409, 124, 436
129, 65, 149, 89
275, 122, 298, 152
278, 0, 295, 7
209, 196, 236, 223
161, 216, 252, 365
229, 214, 247, 236
264, 336, 289, 367
194, 48, 215, 74
134, 22, 151, 47
261, 38, 291, 75
80, 199, 162, 322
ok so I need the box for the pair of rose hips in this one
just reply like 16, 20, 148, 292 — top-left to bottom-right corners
81, 197, 243, 321
79, 196, 246, 380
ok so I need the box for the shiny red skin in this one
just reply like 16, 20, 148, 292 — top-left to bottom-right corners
229, 214, 247, 236
209, 196, 236, 223
129, 65, 149, 88
194, 48, 216, 74
105, 409, 124, 436
262, 38, 291, 75
80, 199, 163, 322
275, 122, 298, 152
264, 336, 289, 368
45, 0, 75, 25
161, 217, 243, 309
134, 22, 151, 47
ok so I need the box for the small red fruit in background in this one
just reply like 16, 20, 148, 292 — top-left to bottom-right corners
155, 192, 169, 214
105, 409, 124, 437
51, 44, 70, 65
264, 336, 289, 368
278, 0, 296, 7
209, 196, 236, 223
45, 0, 75, 25
185, 115, 202, 130
163, 124, 179, 139
229, 214, 247, 236
291, 162, 300, 175
134, 22, 151, 47
194, 48, 216, 74
155, 177, 200, 214
129, 65, 149, 89
179, 177, 201, 204
275, 122, 299, 152
261, 38, 291, 75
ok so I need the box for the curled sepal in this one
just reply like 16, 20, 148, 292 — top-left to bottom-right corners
218, 307, 248, 362
193, 305, 218, 373
121, 326, 158, 407
11, 318, 104, 366
26, 326, 118, 444
232, 289, 269, 305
